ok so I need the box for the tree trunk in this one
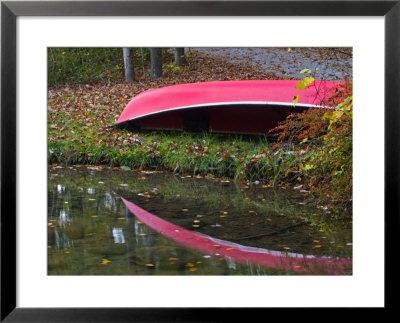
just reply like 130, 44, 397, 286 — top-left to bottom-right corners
123, 48, 135, 82
140, 48, 146, 78
49, 48, 58, 87
150, 48, 163, 79
174, 48, 186, 66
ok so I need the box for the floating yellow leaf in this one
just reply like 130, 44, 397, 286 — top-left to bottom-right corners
219, 215, 226, 218
189, 267, 197, 272
313, 245, 322, 248
118, 217, 125, 220
65, 250, 71, 254
137, 221, 143, 224
168, 257, 179, 261
193, 220, 200, 223
182, 208, 189, 212
248, 210, 256, 213
226, 248, 234, 251
139, 233, 147, 236
145, 263, 154, 267
90, 215, 98, 218
101, 259, 111, 265
196, 261, 202, 264
186, 262, 195, 267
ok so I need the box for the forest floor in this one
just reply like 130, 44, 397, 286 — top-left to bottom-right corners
48, 47, 352, 202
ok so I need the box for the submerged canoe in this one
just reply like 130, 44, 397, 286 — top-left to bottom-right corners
121, 197, 351, 274
116, 80, 343, 134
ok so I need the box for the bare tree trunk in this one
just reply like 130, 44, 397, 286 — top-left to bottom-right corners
49, 48, 58, 87
123, 48, 135, 82
108, 48, 119, 65
150, 48, 162, 79
140, 48, 146, 78
174, 48, 186, 66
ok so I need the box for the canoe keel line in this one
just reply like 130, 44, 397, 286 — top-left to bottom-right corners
116, 80, 343, 135
121, 197, 351, 274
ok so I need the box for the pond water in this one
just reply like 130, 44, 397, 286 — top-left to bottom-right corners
48, 166, 352, 275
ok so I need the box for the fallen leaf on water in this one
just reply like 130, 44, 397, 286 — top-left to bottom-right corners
186, 263, 195, 267
101, 259, 111, 265
193, 220, 200, 223
168, 257, 179, 261
226, 248, 234, 251
139, 233, 147, 236
313, 245, 322, 248
182, 208, 189, 212
118, 217, 125, 220
248, 210, 256, 214
213, 244, 221, 249
219, 215, 226, 218
65, 251, 71, 254
189, 267, 197, 272
90, 215, 98, 218
145, 263, 154, 267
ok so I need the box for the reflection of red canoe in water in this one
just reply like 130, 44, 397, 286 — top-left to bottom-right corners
116, 80, 342, 134
121, 197, 351, 274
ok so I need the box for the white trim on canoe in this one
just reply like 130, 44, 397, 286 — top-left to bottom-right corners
117, 100, 334, 125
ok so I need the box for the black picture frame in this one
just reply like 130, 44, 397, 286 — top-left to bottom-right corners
1, 0, 398, 321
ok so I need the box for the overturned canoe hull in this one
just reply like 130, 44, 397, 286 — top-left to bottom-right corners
116, 80, 343, 134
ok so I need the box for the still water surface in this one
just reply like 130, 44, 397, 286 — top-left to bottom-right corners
48, 166, 352, 275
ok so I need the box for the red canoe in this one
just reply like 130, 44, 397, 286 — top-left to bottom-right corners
116, 80, 342, 134
121, 197, 352, 274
